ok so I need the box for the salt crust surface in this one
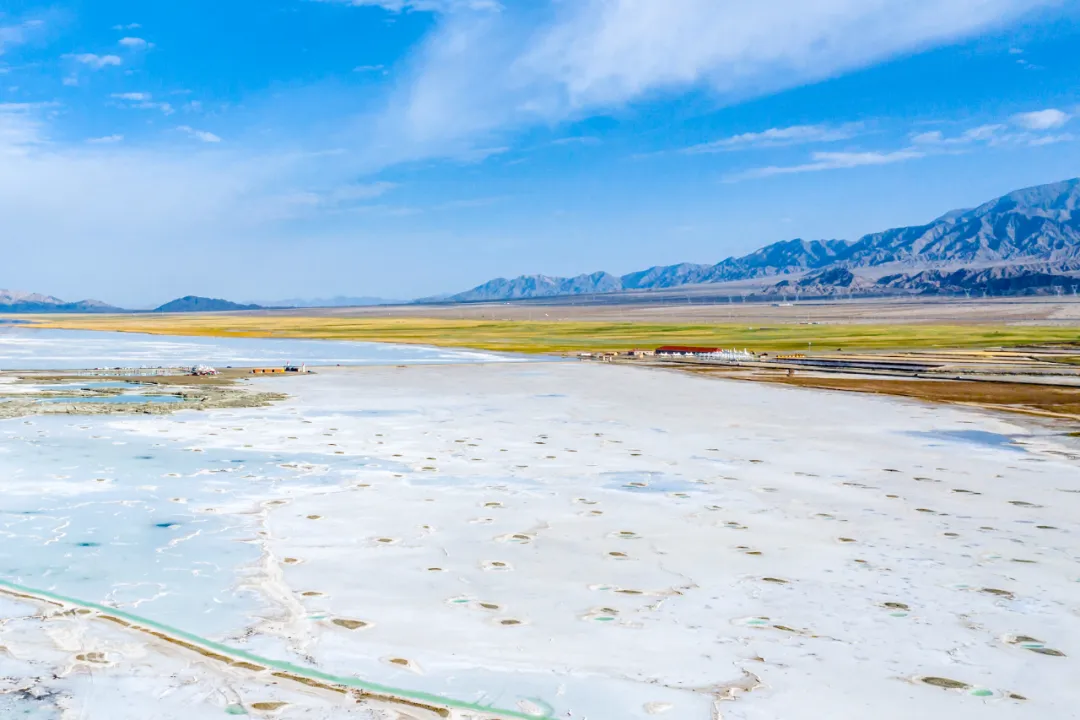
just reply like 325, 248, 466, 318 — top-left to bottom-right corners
2, 361, 1078, 719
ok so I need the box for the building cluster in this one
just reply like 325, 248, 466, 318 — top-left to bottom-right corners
251, 363, 310, 374
578, 346, 757, 364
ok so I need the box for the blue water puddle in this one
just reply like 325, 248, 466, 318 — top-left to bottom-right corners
602, 471, 701, 493
0, 416, 409, 638
305, 408, 417, 418
905, 429, 1026, 453
0, 694, 60, 719
36, 395, 185, 405
40, 381, 143, 391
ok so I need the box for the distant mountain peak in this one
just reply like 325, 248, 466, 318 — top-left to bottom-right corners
0, 289, 119, 313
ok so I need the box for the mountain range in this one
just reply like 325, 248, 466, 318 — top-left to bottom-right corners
446, 177, 1080, 301
3, 178, 1079, 311
0, 289, 119, 313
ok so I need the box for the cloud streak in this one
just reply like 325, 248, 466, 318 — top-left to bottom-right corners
315, 0, 500, 11
729, 149, 925, 181
911, 109, 1074, 147
732, 107, 1076, 181
681, 123, 863, 154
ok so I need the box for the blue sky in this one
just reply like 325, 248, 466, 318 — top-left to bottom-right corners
1, 0, 1079, 307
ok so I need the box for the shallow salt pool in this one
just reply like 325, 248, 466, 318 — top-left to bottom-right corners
0, 416, 407, 638
36, 394, 185, 405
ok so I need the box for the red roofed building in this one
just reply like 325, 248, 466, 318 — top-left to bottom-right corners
655, 346, 721, 356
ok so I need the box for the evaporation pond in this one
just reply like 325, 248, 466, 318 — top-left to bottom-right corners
36, 394, 184, 404
906, 429, 1025, 452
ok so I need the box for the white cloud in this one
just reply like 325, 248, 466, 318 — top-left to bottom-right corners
111, 92, 151, 101
1027, 133, 1074, 146
72, 53, 122, 69
912, 124, 1006, 145
730, 149, 925, 180
111, 92, 174, 114
369, 0, 1058, 164
177, 125, 222, 143
1012, 108, 1071, 130
912, 117, 1074, 147
113, 23, 142, 30
87, 134, 124, 144
119, 37, 150, 49
280, 181, 398, 211
682, 123, 862, 153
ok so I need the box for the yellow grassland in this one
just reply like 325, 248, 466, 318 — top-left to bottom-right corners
18, 313, 1080, 354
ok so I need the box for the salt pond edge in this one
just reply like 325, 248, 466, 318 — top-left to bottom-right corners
0, 578, 551, 720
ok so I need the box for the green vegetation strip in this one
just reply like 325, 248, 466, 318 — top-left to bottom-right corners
23, 314, 1080, 353
0, 578, 546, 720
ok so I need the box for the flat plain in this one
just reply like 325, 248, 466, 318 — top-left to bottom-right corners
22, 296, 1080, 353
2, 300, 1080, 719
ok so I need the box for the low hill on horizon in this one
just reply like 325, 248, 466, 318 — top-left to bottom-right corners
153, 296, 264, 313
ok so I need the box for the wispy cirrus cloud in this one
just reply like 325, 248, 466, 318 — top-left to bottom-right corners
911, 108, 1074, 146
364, 0, 1059, 166
728, 149, 925, 181
262, 181, 400, 220
681, 123, 863, 154
910, 124, 1004, 146
731, 106, 1076, 182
